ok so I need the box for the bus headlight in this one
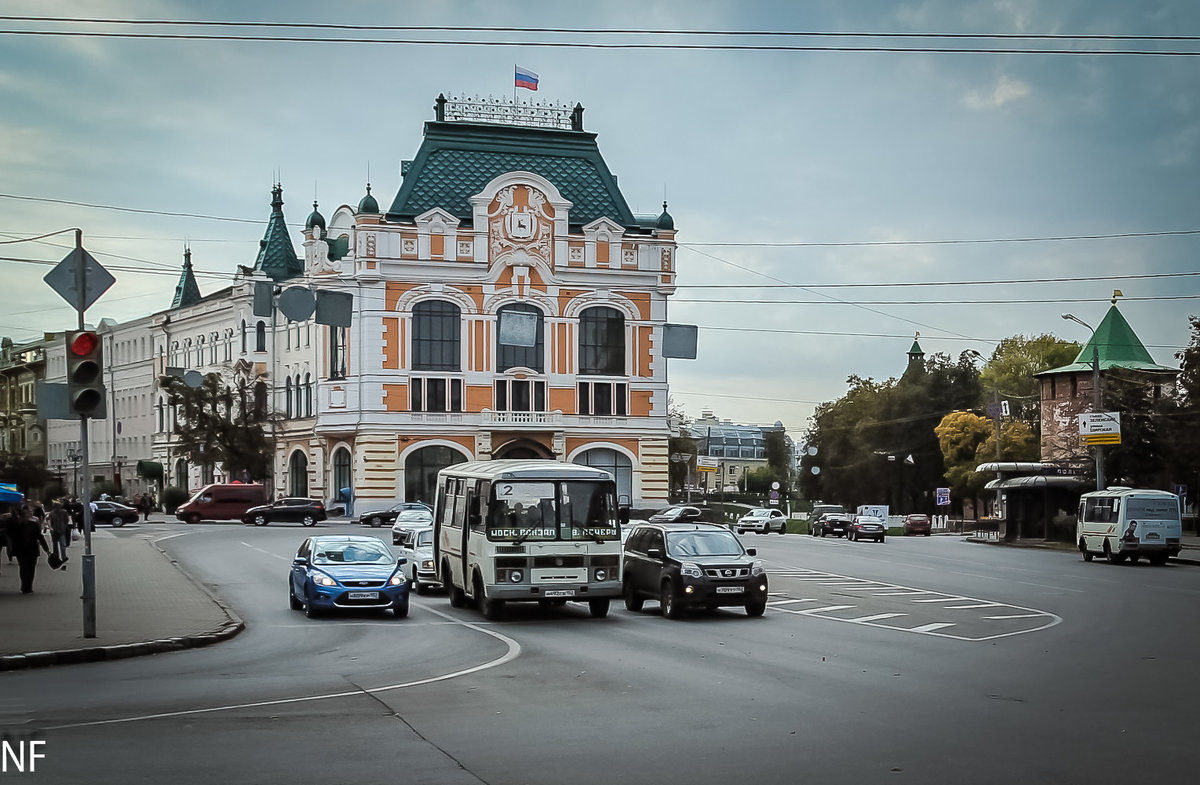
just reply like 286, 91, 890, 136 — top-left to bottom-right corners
510, 570, 523, 583
594, 568, 607, 582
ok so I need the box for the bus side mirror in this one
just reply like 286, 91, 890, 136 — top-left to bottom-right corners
619, 507, 630, 524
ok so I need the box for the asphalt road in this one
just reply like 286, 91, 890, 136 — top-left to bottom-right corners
3, 522, 1198, 784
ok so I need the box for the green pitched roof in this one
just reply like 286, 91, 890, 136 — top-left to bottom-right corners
170, 248, 202, 309
1040, 305, 1176, 376
386, 120, 637, 227
254, 184, 303, 281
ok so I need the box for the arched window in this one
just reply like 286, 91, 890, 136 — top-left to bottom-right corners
255, 321, 266, 352
285, 377, 293, 418
573, 448, 634, 503
304, 373, 313, 417
412, 300, 461, 371
254, 380, 268, 418
288, 450, 309, 497
496, 303, 544, 372
579, 306, 625, 375
174, 458, 189, 492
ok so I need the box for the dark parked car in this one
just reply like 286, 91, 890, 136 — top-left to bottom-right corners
359, 501, 432, 528
243, 497, 327, 527
647, 505, 703, 523
288, 535, 409, 618
847, 515, 886, 543
903, 514, 932, 536
90, 500, 138, 527
811, 512, 854, 538
622, 521, 768, 618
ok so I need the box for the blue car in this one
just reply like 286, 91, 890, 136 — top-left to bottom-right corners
289, 535, 409, 619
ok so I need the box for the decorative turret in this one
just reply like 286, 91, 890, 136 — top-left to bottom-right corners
170, 247, 202, 309
357, 183, 379, 214
305, 200, 326, 237
252, 184, 304, 281
656, 201, 675, 231
903, 332, 925, 380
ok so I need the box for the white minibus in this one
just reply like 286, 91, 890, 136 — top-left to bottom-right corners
1077, 487, 1182, 566
433, 460, 627, 619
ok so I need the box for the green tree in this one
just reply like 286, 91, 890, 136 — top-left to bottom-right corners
978, 334, 1080, 426
934, 411, 994, 504
160, 371, 275, 482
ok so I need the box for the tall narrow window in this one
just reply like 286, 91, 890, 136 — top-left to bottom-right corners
329, 327, 347, 379
496, 303, 544, 372
241, 320, 247, 353
285, 378, 293, 418
412, 301, 461, 371
579, 306, 625, 375
255, 321, 266, 352
304, 373, 313, 416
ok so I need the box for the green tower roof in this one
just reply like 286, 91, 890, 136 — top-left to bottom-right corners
170, 248, 202, 309
386, 119, 637, 228
1040, 305, 1176, 376
253, 184, 303, 281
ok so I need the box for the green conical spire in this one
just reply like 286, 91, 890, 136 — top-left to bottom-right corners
171, 247, 202, 308
253, 184, 304, 281
1042, 304, 1176, 375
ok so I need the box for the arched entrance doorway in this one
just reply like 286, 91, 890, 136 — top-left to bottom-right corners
573, 447, 633, 503
493, 440, 553, 460
404, 445, 467, 506
331, 447, 352, 509
288, 450, 309, 497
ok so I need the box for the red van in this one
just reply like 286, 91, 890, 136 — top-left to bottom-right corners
175, 483, 268, 524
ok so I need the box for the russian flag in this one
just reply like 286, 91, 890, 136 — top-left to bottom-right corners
515, 65, 539, 91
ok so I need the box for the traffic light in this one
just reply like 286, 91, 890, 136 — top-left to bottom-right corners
65, 330, 105, 416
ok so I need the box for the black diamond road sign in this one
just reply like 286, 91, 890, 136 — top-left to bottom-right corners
44, 247, 116, 311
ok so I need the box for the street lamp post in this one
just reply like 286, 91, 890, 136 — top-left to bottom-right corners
967, 350, 1004, 521
67, 448, 81, 498
1062, 313, 1104, 491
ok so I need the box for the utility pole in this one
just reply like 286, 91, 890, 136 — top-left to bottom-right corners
74, 229, 96, 639
1092, 347, 1105, 491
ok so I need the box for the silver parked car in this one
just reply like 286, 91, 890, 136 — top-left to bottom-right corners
391, 508, 434, 545
397, 525, 441, 595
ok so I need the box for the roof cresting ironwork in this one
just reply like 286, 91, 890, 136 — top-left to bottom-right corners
434, 93, 584, 131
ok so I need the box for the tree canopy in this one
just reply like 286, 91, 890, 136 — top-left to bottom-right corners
160, 371, 275, 482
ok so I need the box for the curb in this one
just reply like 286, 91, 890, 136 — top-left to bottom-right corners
965, 536, 1200, 566
0, 537, 245, 672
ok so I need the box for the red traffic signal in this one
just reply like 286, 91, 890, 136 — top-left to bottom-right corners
65, 330, 104, 416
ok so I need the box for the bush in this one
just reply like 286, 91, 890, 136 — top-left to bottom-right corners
161, 486, 189, 515
90, 480, 120, 501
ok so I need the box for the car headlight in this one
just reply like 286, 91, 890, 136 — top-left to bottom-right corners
421, 560, 435, 571
389, 574, 404, 586
680, 561, 703, 579
751, 560, 765, 576
314, 572, 337, 587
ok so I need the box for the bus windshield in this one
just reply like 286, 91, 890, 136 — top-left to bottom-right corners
487, 480, 619, 542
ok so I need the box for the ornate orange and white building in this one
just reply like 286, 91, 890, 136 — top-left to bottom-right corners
298, 95, 679, 507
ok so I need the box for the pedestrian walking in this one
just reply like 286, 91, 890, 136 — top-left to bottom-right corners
138, 492, 152, 522
8, 505, 50, 593
47, 501, 72, 567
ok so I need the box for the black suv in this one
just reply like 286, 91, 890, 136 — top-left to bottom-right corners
811, 512, 853, 538
622, 522, 768, 618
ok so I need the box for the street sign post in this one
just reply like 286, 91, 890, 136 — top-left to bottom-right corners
44, 247, 115, 311
936, 487, 951, 506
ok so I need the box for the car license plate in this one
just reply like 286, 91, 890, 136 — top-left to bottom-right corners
543, 589, 574, 598
348, 591, 379, 600
716, 586, 744, 594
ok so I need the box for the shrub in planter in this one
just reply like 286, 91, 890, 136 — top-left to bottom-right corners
161, 485, 190, 515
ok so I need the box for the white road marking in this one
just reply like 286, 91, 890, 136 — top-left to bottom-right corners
983, 613, 1046, 620
766, 598, 818, 606
42, 603, 521, 730
240, 541, 289, 561
911, 596, 968, 603
873, 591, 931, 597
847, 612, 908, 623
945, 603, 1003, 610
908, 622, 956, 633
799, 604, 857, 614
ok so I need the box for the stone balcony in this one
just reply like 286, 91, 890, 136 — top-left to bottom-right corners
480, 409, 564, 428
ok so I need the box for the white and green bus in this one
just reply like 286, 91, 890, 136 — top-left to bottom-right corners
433, 460, 627, 619
1077, 487, 1182, 566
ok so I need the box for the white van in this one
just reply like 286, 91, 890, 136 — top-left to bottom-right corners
1077, 487, 1182, 566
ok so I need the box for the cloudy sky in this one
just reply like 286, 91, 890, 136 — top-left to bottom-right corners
2, 1, 1197, 435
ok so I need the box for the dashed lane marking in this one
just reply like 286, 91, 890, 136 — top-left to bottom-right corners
909, 622, 957, 633
847, 612, 908, 623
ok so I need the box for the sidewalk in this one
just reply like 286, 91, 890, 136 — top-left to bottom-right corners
964, 531, 1200, 565
0, 526, 242, 670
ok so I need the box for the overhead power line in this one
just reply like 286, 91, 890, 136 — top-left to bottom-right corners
679, 229, 1200, 247
0, 26, 1197, 55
